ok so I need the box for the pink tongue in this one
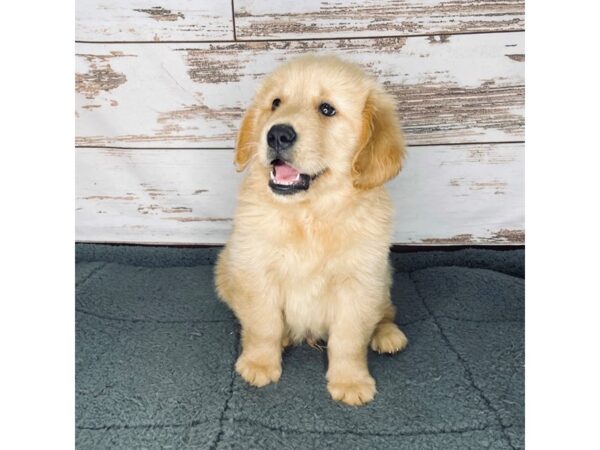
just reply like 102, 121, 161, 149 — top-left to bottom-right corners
275, 163, 299, 182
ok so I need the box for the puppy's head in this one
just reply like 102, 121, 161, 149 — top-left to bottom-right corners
234, 55, 405, 199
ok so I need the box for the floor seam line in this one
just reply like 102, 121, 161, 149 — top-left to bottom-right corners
397, 316, 430, 326
230, 417, 510, 438
76, 418, 208, 431
75, 262, 109, 293
77, 262, 217, 269
408, 272, 518, 450
76, 418, 516, 438
209, 325, 239, 450
75, 308, 233, 324
435, 315, 523, 324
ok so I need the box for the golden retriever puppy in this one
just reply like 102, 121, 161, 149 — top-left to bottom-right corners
215, 55, 407, 406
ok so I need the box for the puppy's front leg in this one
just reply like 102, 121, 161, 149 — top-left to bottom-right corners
326, 305, 379, 406
235, 299, 284, 388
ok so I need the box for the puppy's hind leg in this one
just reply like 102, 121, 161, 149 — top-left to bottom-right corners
370, 304, 408, 354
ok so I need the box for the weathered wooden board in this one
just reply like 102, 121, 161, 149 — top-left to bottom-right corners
76, 144, 524, 245
76, 0, 234, 42
234, 0, 525, 40
76, 32, 524, 148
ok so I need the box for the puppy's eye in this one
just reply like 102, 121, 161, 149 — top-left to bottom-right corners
319, 102, 336, 117
271, 98, 281, 111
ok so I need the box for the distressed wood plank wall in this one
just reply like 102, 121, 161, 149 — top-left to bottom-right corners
233, 0, 525, 40
75, 0, 525, 245
76, 1, 234, 41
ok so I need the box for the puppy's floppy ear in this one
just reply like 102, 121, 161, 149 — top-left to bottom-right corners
234, 106, 260, 171
351, 89, 406, 189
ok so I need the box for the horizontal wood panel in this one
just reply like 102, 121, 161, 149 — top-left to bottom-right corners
76, 144, 524, 245
76, 0, 233, 42
76, 32, 524, 148
234, 0, 525, 40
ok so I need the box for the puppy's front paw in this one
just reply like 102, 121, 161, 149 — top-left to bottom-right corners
327, 375, 376, 406
235, 355, 282, 387
370, 323, 408, 354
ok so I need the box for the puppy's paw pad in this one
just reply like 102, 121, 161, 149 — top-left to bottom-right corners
327, 377, 376, 406
371, 325, 408, 354
235, 356, 281, 387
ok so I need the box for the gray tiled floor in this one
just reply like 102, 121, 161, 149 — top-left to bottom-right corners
76, 248, 524, 449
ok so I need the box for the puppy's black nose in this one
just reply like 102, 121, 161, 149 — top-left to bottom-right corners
267, 124, 296, 152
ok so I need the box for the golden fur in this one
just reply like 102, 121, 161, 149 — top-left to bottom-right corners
215, 55, 407, 406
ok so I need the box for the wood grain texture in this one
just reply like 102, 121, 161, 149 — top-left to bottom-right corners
76, 144, 524, 245
76, 32, 524, 147
76, 0, 234, 41
234, 0, 525, 40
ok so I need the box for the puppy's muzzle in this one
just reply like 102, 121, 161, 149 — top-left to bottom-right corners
266, 124, 325, 196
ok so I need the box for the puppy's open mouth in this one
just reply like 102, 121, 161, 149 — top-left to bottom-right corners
268, 159, 323, 195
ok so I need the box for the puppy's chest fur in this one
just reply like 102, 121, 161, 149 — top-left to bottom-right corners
225, 182, 393, 344
254, 205, 383, 343
278, 217, 339, 341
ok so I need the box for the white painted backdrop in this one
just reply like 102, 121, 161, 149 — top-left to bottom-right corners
75, 0, 525, 245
